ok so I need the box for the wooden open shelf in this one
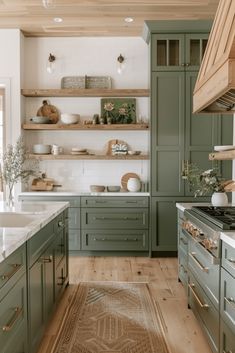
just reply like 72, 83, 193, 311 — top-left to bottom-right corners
29, 154, 149, 160
209, 150, 235, 160
21, 88, 150, 97
23, 123, 149, 131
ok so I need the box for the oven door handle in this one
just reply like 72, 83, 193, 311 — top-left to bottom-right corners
188, 283, 209, 309
224, 297, 235, 311
189, 252, 209, 273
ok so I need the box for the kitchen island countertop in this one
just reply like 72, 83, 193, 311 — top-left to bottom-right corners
0, 201, 69, 263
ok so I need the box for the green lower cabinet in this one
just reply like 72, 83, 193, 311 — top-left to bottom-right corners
0, 275, 28, 353
220, 319, 235, 353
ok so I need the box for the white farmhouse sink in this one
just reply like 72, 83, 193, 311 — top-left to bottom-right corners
0, 212, 42, 228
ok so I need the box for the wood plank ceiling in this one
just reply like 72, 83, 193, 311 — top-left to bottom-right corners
0, 0, 219, 37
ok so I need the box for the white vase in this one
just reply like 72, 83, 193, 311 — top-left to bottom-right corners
211, 192, 228, 207
127, 177, 141, 192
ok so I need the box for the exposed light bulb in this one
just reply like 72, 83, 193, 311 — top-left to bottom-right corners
117, 54, 125, 75
125, 17, 134, 23
42, 0, 56, 9
46, 53, 56, 74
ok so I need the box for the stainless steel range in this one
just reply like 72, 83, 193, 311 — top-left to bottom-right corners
184, 206, 235, 258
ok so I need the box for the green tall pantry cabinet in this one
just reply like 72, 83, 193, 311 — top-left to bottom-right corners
143, 20, 233, 255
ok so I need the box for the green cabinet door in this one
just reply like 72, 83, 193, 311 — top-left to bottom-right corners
43, 242, 54, 321
185, 33, 208, 71
151, 71, 185, 196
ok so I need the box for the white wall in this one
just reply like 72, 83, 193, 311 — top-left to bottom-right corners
23, 37, 150, 192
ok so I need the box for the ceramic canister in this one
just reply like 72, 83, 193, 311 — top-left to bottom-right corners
127, 177, 141, 192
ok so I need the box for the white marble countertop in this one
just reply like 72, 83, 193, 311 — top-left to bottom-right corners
176, 202, 211, 212
0, 201, 69, 264
220, 232, 235, 249
19, 191, 150, 197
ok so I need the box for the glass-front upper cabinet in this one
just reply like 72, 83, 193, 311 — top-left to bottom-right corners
152, 33, 208, 71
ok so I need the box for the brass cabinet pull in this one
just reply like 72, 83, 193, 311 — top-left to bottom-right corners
190, 252, 209, 273
39, 256, 53, 263
188, 283, 209, 309
180, 237, 188, 246
227, 258, 235, 264
2, 307, 23, 332
58, 220, 64, 227
126, 201, 138, 204
94, 200, 106, 204
224, 297, 235, 311
1, 264, 22, 280
94, 216, 138, 221
223, 350, 233, 353
93, 237, 138, 242
185, 63, 190, 66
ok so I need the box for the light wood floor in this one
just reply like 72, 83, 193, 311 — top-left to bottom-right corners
38, 256, 213, 353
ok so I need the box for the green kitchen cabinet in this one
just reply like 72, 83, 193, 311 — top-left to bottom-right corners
145, 20, 233, 254
0, 245, 28, 353
220, 320, 235, 353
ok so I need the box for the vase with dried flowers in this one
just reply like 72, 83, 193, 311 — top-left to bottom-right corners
0, 136, 39, 207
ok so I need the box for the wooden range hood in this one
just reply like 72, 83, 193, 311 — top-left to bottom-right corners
193, 0, 235, 113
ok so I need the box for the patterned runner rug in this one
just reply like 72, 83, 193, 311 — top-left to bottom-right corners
51, 282, 170, 353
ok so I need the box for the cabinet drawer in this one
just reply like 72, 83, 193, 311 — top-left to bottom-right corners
81, 196, 149, 208
188, 272, 219, 353
28, 220, 54, 267
82, 208, 148, 229
0, 275, 27, 353
220, 319, 235, 353
221, 267, 235, 332
222, 241, 235, 278
188, 240, 220, 309
178, 228, 189, 255
69, 229, 81, 251
68, 207, 80, 228
0, 244, 26, 294
81, 229, 148, 251
4, 321, 28, 353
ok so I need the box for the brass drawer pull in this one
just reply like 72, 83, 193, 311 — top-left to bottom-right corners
39, 256, 53, 263
1, 264, 22, 280
94, 216, 138, 221
2, 307, 23, 332
190, 252, 209, 273
180, 237, 188, 246
94, 201, 106, 204
188, 283, 209, 309
227, 258, 235, 264
223, 350, 233, 353
224, 297, 235, 310
58, 221, 64, 227
126, 201, 138, 204
93, 237, 138, 242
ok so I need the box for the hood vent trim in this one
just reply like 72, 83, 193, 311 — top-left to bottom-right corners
193, 0, 235, 113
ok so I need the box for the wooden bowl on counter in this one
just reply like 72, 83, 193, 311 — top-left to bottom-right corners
90, 185, 105, 192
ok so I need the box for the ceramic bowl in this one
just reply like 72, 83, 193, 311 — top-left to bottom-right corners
30, 116, 50, 124
90, 185, 105, 192
107, 186, 120, 192
33, 144, 51, 154
61, 113, 80, 124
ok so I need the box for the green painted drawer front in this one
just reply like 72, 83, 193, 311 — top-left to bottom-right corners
81, 196, 149, 208
188, 239, 220, 309
188, 272, 219, 353
4, 322, 28, 353
178, 228, 189, 255
222, 241, 235, 279
220, 320, 235, 353
69, 229, 81, 251
0, 244, 26, 294
43, 242, 54, 322
0, 275, 27, 353
28, 221, 54, 267
82, 208, 148, 229
221, 267, 235, 332
81, 229, 148, 251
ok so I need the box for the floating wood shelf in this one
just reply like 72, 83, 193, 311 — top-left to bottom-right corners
23, 123, 149, 131
21, 88, 150, 97
29, 154, 149, 161
209, 150, 235, 160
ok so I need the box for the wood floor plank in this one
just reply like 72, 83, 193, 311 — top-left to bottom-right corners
37, 256, 212, 353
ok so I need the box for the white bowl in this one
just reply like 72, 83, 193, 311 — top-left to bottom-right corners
61, 113, 80, 124
33, 144, 51, 154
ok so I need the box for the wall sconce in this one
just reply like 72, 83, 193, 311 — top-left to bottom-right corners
117, 54, 125, 74
46, 53, 56, 74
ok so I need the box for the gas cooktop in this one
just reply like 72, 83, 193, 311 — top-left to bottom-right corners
190, 206, 235, 230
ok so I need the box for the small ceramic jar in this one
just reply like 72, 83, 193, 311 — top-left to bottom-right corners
127, 177, 141, 192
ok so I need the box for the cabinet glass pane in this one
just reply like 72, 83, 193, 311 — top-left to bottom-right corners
169, 40, 179, 66
190, 39, 200, 66
157, 40, 167, 66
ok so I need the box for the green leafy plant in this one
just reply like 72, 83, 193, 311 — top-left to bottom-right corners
0, 136, 39, 203
183, 163, 225, 197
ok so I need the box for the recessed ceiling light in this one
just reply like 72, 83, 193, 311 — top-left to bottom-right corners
54, 17, 63, 23
125, 17, 134, 23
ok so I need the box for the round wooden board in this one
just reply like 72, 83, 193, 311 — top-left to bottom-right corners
121, 172, 140, 190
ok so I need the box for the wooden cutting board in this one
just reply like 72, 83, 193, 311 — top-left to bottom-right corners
121, 172, 140, 190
